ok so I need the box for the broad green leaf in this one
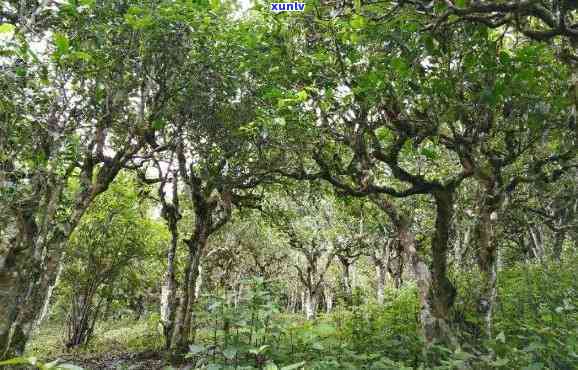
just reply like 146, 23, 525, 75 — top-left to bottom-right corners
495, 331, 506, 343
295, 90, 308, 102
350, 15, 365, 29
53, 33, 70, 55
152, 120, 166, 130
0, 23, 15, 34
390, 57, 409, 77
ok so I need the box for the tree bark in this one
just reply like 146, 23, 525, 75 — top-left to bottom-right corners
170, 216, 209, 351
304, 288, 318, 320
0, 144, 135, 359
374, 194, 456, 345
552, 230, 566, 261
339, 256, 353, 304
428, 190, 457, 345
376, 263, 387, 305
475, 203, 498, 338
160, 223, 179, 349
372, 238, 395, 304
324, 285, 334, 313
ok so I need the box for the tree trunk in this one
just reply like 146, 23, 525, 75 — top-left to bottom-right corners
376, 263, 387, 305
171, 217, 208, 351
324, 285, 334, 313
1, 152, 129, 359
528, 225, 545, 260
398, 224, 438, 344
552, 230, 566, 261
234, 282, 243, 308
339, 257, 353, 304
374, 196, 445, 345
160, 223, 179, 349
0, 232, 67, 359
475, 203, 498, 338
428, 190, 457, 345
36, 258, 64, 328
304, 288, 317, 320
195, 264, 203, 300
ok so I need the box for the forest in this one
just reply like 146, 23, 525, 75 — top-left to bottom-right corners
0, 0, 577, 369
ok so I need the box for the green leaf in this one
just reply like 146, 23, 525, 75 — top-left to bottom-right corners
420, 147, 438, 160
350, 14, 365, 29
354, 0, 361, 13
495, 331, 506, 343
53, 33, 70, 55
265, 363, 279, 370
0, 23, 15, 34
223, 347, 237, 360
492, 357, 509, 367
273, 117, 286, 127
312, 342, 324, 350
295, 90, 308, 102
57, 364, 85, 370
44, 359, 61, 369
15, 66, 26, 77
188, 344, 205, 355
281, 362, 306, 370
152, 120, 166, 130
391, 57, 409, 77
0, 357, 30, 366
249, 345, 269, 355
522, 363, 544, 370
71, 51, 92, 62
315, 323, 336, 336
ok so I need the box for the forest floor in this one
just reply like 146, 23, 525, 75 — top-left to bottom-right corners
27, 319, 170, 369
23, 260, 578, 370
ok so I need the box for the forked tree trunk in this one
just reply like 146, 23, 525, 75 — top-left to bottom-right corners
375, 195, 456, 345
1, 220, 70, 359
1, 144, 135, 359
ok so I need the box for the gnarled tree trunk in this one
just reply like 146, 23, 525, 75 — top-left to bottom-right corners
474, 175, 504, 339
427, 190, 457, 345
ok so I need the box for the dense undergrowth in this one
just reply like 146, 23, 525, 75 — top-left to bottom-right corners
8, 257, 575, 370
